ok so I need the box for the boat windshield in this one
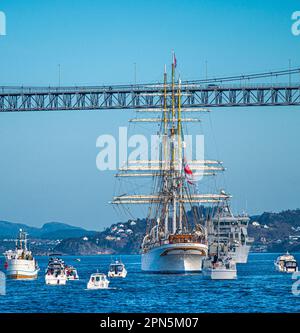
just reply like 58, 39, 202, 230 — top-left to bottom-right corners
110, 264, 123, 272
286, 261, 297, 267
93, 275, 104, 281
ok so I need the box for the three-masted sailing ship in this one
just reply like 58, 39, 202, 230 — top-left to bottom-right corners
111, 55, 231, 272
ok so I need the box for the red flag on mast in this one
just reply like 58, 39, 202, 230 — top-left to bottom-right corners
184, 163, 193, 175
173, 52, 177, 68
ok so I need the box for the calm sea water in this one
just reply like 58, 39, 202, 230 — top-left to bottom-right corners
0, 253, 300, 313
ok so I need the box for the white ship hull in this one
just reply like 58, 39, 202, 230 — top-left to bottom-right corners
87, 281, 109, 289
229, 244, 250, 264
66, 275, 79, 281
45, 274, 67, 285
108, 270, 127, 278
142, 242, 207, 273
202, 267, 237, 280
202, 258, 237, 280
6, 259, 39, 280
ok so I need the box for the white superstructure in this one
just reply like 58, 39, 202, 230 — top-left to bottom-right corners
208, 204, 253, 264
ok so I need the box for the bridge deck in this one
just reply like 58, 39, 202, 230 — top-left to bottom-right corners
0, 83, 300, 111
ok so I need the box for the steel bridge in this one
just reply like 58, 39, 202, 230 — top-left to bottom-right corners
1, 68, 300, 112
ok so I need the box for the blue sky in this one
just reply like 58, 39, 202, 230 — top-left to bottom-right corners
0, 0, 300, 230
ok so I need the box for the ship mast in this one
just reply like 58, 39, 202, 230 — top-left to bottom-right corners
177, 77, 183, 233
171, 51, 177, 235
163, 64, 169, 237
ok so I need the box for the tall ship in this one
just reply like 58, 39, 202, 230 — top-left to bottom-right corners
4, 229, 40, 279
112, 55, 234, 273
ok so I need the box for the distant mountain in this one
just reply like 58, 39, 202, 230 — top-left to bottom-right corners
2, 209, 300, 255
0, 221, 39, 238
0, 221, 96, 240
55, 218, 147, 255
54, 238, 110, 256
55, 209, 300, 255
249, 209, 300, 252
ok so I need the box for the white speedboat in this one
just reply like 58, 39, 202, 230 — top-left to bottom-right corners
202, 255, 237, 280
45, 257, 67, 285
274, 252, 298, 273
87, 273, 109, 289
108, 260, 127, 278
65, 265, 79, 280
4, 229, 40, 280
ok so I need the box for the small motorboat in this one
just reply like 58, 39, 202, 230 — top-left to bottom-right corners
108, 260, 127, 278
45, 257, 67, 285
274, 252, 298, 273
202, 255, 237, 280
87, 273, 110, 289
65, 265, 79, 280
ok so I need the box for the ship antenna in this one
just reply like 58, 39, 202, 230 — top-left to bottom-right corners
19, 229, 22, 250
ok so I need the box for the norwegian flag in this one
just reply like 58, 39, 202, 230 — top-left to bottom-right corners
184, 160, 196, 185
184, 163, 193, 175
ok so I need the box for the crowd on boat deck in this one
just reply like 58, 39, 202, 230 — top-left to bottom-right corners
168, 234, 206, 244
7, 251, 33, 261
18, 251, 33, 260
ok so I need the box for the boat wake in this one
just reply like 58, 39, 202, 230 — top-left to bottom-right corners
84, 287, 121, 291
